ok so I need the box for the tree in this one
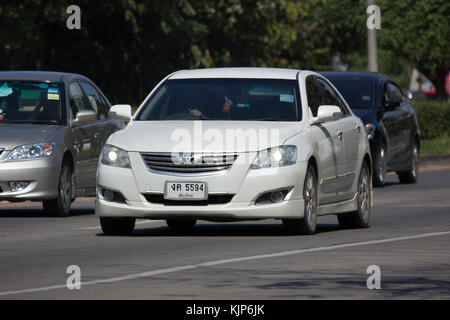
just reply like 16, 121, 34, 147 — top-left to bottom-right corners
378, 0, 450, 100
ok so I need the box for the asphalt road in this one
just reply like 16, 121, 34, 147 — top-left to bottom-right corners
0, 167, 449, 300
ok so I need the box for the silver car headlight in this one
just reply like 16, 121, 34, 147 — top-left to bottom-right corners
251, 145, 297, 169
6, 143, 55, 161
101, 144, 130, 168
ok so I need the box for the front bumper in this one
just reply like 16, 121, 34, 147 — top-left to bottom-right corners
0, 157, 59, 201
96, 151, 307, 220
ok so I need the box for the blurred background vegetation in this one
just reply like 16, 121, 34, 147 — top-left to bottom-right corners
0, 0, 449, 153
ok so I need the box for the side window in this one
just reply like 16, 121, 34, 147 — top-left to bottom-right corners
79, 82, 109, 120
387, 83, 403, 102
306, 77, 324, 117
330, 85, 350, 115
383, 83, 390, 104
316, 78, 348, 115
316, 78, 339, 106
69, 82, 92, 118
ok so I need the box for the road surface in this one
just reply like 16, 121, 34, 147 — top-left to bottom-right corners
0, 168, 449, 299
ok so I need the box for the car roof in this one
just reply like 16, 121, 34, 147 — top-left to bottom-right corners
320, 71, 392, 81
169, 67, 302, 80
0, 71, 89, 83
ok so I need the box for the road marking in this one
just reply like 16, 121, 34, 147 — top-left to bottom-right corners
0, 198, 93, 207
79, 220, 160, 230
1, 230, 449, 297
419, 165, 450, 172
387, 165, 450, 175
0, 201, 33, 207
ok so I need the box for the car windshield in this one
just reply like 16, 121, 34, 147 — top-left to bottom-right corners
327, 78, 374, 109
135, 78, 302, 121
0, 81, 63, 124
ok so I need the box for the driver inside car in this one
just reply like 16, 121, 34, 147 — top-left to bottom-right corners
188, 96, 235, 118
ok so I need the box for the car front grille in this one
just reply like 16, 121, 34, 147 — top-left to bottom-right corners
143, 193, 235, 206
141, 152, 239, 174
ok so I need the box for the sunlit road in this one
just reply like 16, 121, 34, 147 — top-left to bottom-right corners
0, 168, 449, 299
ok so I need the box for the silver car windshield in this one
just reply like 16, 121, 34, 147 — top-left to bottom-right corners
136, 78, 302, 121
0, 81, 63, 124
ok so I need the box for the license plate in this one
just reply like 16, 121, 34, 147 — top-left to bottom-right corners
164, 182, 207, 200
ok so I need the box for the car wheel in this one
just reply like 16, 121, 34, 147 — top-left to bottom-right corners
166, 219, 197, 230
282, 164, 318, 235
373, 144, 386, 187
338, 161, 371, 229
398, 143, 419, 184
43, 160, 73, 217
100, 217, 136, 236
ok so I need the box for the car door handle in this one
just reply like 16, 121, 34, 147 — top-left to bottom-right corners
356, 125, 361, 134
337, 130, 343, 141
94, 132, 101, 140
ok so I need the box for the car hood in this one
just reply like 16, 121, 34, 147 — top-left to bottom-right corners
110, 121, 304, 153
0, 123, 63, 150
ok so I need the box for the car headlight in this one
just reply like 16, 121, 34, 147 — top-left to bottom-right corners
6, 143, 54, 161
101, 144, 130, 168
251, 146, 297, 169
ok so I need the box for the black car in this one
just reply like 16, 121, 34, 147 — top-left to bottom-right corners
321, 72, 421, 187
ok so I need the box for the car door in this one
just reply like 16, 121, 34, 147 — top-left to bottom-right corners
381, 82, 404, 165
68, 81, 101, 193
316, 77, 358, 201
78, 81, 122, 156
387, 82, 411, 164
306, 76, 343, 205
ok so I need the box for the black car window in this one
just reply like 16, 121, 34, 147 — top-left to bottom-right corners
387, 82, 403, 102
80, 81, 109, 120
306, 76, 324, 117
326, 77, 373, 109
69, 82, 92, 118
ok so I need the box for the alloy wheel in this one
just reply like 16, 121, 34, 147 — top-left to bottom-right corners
359, 165, 370, 222
304, 170, 317, 228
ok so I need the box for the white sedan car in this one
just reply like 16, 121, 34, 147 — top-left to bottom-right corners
96, 68, 372, 235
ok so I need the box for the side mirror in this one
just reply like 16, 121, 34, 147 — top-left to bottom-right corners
384, 100, 400, 111
108, 104, 132, 121
73, 110, 97, 125
310, 105, 343, 125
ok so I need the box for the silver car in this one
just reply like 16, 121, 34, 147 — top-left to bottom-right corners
0, 71, 124, 216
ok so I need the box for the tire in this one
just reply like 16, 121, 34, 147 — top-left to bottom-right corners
166, 219, 197, 230
338, 162, 371, 229
282, 164, 318, 235
43, 160, 73, 217
398, 143, 419, 184
100, 217, 135, 236
372, 144, 386, 187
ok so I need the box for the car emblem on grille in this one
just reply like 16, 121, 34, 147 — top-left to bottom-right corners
172, 152, 202, 165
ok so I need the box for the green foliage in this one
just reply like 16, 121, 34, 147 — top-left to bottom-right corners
378, 0, 450, 99
421, 136, 450, 155
0, 1, 448, 104
414, 101, 450, 140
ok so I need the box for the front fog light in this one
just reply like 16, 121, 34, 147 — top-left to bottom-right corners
9, 182, 30, 192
